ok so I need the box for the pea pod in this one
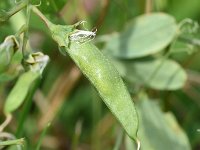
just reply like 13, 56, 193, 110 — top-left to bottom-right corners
47, 23, 139, 141
31, 6, 139, 141
4, 52, 49, 114
4, 71, 40, 114
67, 42, 139, 139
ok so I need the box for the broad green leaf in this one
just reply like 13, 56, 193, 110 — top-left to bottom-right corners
130, 95, 191, 150
4, 71, 40, 114
113, 58, 187, 90
104, 13, 177, 59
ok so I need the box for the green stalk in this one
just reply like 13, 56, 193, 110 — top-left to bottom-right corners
0, 0, 28, 22
35, 123, 51, 150
0, 138, 24, 146
145, 34, 179, 86
178, 36, 200, 47
21, 2, 32, 57
31, 6, 53, 28
113, 129, 124, 150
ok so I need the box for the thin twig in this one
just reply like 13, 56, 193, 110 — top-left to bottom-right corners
95, 0, 110, 29
0, 114, 12, 132
178, 36, 200, 47
0, 0, 28, 22
31, 6, 53, 28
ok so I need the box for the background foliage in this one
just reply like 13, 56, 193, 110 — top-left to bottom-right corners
0, 0, 200, 150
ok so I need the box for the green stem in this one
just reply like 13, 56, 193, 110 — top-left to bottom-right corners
31, 6, 53, 28
15, 24, 27, 37
8, 0, 28, 16
178, 36, 200, 47
145, 35, 179, 86
113, 129, 124, 150
35, 123, 51, 150
0, 0, 28, 22
16, 78, 40, 137
21, 2, 32, 57
0, 138, 24, 146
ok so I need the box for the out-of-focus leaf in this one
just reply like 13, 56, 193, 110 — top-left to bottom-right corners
4, 71, 40, 114
38, 0, 68, 14
60, 85, 93, 137
127, 95, 191, 150
104, 13, 177, 59
113, 58, 187, 90
168, 0, 200, 21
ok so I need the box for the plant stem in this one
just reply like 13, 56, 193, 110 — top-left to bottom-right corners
0, 114, 12, 132
145, 35, 179, 86
0, 0, 28, 22
113, 129, 124, 150
0, 138, 24, 146
21, 2, 32, 57
8, 0, 28, 16
31, 6, 53, 28
15, 24, 27, 37
178, 36, 200, 47
35, 122, 51, 150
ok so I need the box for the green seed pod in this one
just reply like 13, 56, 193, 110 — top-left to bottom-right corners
4, 52, 49, 114
65, 42, 139, 140
44, 18, 139, 140
4, 71, 40, 114
0, 35, 19, 73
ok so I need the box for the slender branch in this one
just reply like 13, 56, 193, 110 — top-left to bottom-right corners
36, 123, 51, 150
8, 0, 28, 17
0, 0, 28, 22
0, 138, 24, 146
31, 6, 53, 28
145, 34, 179, 86
113, 129, 124, 150
0, 114, 12, 132
21, 3, 32, 57
95, 0, 110, 29
178, 36, 200, 47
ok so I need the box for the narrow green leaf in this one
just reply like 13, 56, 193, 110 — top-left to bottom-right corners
104, 13, 177, 59
4, 71, 40, 114
113, 58, 187, 90
36, 123, 51, 150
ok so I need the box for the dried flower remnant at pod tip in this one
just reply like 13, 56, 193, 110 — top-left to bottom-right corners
25, 52, 49, 74
69, 28, 97, 44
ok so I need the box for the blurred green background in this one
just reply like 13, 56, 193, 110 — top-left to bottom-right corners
0, 0, 200, 150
